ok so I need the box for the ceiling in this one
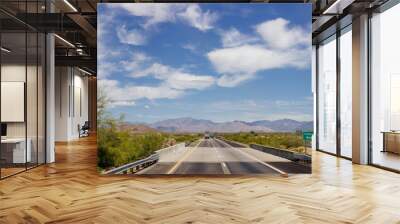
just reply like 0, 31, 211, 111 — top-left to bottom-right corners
1, 0, 393, 75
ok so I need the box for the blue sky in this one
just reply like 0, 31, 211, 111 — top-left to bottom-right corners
98, 4, 312, 123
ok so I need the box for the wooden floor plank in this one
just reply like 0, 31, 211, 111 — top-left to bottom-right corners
0, 136, 399, 223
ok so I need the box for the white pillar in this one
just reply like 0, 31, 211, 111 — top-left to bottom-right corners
352, 14, 369, 164
45, 0, 56, 164
46, 32, 55, 163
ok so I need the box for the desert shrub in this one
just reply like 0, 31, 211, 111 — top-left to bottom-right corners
97, 93, 200, 169
221, 132, 303, 151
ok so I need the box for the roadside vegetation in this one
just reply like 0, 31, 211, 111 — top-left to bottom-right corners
97, 91, 201, 171
220, 132, 309, 154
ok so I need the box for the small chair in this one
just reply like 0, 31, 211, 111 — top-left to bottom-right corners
79, 121, 90, 138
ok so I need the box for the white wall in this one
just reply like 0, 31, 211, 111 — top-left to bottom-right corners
55, 67, 89, 141
1, 63, 47, 164
55, 67, 70, 141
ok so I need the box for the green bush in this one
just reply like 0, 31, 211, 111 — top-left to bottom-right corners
97, 92, 201, 169
97, 89, 172, 169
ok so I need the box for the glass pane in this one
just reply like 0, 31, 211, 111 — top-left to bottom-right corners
27, 31, 38, 169
38, 33, 45, 165
1, 31, 27, 177
318, 36, 337, 154
371, 4, 400, 171
340, 29, 352, 158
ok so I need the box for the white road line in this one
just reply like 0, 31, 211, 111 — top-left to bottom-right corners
166, 139, 202, 174
215, 138, 288, 177
220, 162, 231, 174
210, 139, 231, 175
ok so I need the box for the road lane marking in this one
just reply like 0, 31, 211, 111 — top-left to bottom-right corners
210, 139, 231, 175
215, 138, 288, 177
166, 139, 202, 174
220, 162, 231, 174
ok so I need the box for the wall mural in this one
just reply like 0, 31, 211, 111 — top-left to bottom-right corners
97, 3, 313, 175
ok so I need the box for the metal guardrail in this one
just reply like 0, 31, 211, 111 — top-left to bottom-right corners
250, 144, 312, 165
104, 154, 159, 175
103, 143, 186, 175
219, 138, 311, 166
155, 143, 185, 154
216, 137, 248, 148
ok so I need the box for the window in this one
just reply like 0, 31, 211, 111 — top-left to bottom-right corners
317, 35, 337, 154
339, 27, 352, 158
370, 3, 400, 171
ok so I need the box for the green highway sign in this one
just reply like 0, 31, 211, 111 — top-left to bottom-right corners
303, 132, 313, 141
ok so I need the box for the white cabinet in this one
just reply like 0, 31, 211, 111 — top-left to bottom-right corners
1, 138, 31, 163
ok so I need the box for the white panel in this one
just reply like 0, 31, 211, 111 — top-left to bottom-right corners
46, 31, 55, 163
1, 82, 25, 122
390, 74, 400, 130
318, 38, 337, 154
340, 30, 353, 158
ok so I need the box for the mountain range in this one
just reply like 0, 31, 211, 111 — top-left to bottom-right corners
148, 117, 313, 133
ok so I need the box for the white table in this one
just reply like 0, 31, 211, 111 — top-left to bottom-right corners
1, 138, 31, 163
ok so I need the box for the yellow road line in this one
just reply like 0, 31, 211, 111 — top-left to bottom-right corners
166, 139, 202, 174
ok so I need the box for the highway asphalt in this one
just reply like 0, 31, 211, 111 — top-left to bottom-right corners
138, 138, 309, 175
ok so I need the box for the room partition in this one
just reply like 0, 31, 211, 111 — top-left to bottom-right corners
0, 0, 47, 179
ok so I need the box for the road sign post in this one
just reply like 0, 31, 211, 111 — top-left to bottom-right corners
302, 132, 313, 154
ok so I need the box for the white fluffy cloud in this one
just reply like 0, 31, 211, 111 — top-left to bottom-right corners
120, 52, 151, 73
207, 44, 309, 87
208, 45, 308, 75
110, 4, 218, 47
109, 3, 218, 32
108, 4, 181, 29
98, 61, 121, 80
219, 28, 257, 48
255, 18, 309, 49
98, 79, 183, 107
116, 25, 146, 46
177, 5, 218, 31
130, 62, 215, 90
166, 72, 215, 90
207, 17, 310, 87
99, 52, 215, 107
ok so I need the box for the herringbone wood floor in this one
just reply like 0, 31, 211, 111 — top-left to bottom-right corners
1, 136, 400, 224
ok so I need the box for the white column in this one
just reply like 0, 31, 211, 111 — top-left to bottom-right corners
45, 0, 55, 163
46, 33, 55, 163
352, 14, 369, 164
55, 67, 73, 141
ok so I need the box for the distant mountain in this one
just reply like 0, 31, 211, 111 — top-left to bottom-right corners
118, 123, 158, 133
249, 119, 313, 132
150, 117, 313, 133
151, 117, 215, 132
